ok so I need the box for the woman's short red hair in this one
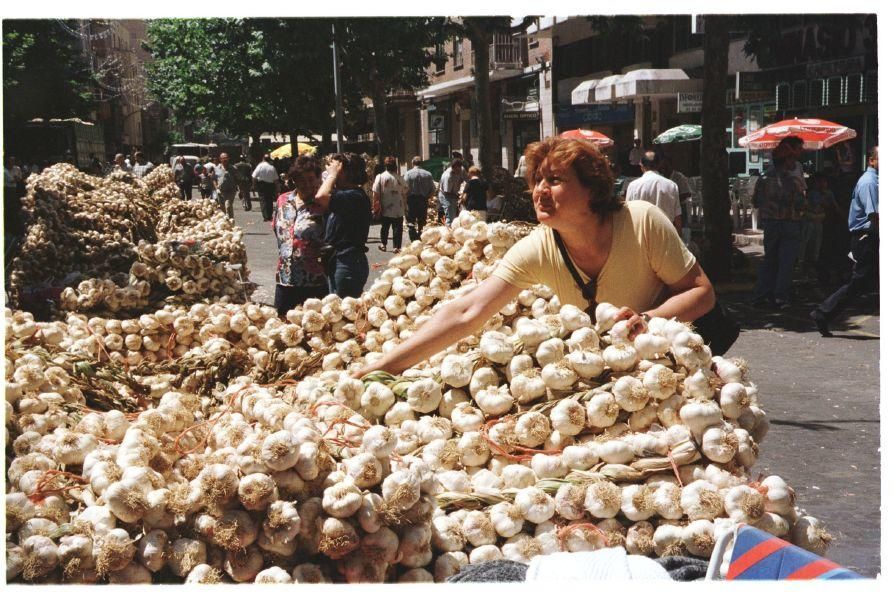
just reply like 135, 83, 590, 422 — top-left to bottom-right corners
524, 137, 622, 217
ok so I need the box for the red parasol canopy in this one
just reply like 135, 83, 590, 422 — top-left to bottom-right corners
559, 129, 614, 147
737, 118, 856, 150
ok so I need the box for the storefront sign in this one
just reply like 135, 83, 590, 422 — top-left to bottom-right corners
503, 111, 540, 120
677, 92, 702, 113
555, 104, 635, 128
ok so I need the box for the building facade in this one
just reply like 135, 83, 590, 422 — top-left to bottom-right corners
397, 15, 877, 178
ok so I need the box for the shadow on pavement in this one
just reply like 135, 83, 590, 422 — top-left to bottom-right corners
716, 250, 879, 336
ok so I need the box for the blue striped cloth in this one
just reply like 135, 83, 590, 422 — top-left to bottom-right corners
726, 525, 863, 580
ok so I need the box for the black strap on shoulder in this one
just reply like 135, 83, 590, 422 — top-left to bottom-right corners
552, 229, 597, 319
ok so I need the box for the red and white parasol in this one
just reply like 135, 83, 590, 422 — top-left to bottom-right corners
737, 118, 856, 150
559, 129, 615, 147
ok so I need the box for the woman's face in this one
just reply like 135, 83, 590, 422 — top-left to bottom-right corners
295, 170, 321, 200
531, 158, 592, 226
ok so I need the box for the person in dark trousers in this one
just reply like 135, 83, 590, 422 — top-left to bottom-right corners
460, 165, 489, 220
750, 142, 806, 310
373, 156, 408, 252
234, 155, 254, 211
317, 153, 372, 297
175, 156, 194, 200
811, 146, 879, 336
252, 153, 280, 222
404, 156, 435, 242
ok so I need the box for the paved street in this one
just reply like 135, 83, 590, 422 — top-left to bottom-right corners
233, 200, 880, 576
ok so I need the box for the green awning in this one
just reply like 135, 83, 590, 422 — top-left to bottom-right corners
653, 124, 702, 144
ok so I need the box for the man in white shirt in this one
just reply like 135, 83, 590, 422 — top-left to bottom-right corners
624, 150, 682, 233
252, 154, 280, 221
373, 156, 408, 252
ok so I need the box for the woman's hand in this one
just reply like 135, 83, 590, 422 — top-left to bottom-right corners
325, 160, 343, 182
614, 306, 649, 340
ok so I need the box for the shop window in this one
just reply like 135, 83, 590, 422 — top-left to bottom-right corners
808, 79, 824, 107
845, 74, 862, 104
827, 77, 843, 106
776, 83, 791, 111
791, 80, 807, 109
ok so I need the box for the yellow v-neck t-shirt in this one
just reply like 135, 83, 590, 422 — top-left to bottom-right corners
491, 200, 696, 313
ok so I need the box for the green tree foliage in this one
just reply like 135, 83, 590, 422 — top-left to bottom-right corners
3, 19, 95, 126
145, 19, 270, 145
337, 18, 448, 159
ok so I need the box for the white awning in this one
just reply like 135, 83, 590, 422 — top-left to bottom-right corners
592, 74, 624, 103
613, 68, 702, 100
417, 69, 524, 100
571, 79, 600, 105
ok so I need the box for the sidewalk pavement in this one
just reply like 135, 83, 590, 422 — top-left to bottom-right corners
233, 202, 879, 576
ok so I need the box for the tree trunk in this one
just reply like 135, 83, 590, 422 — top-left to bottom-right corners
249, 129, 264, 162
371, 77, 390, 162
289, 130, 301, 161
470, 25, 495, 179
699, 16, 732, 282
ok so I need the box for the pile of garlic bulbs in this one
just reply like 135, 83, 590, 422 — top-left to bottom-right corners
5, 209, 833, 583
8, 164, 253, 317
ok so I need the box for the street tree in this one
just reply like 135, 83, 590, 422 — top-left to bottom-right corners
446, 17, 537, 178
337, 18, 448, 162
3, 20, 95, 128
698, 15, 732, 281
145, 19, 271, 156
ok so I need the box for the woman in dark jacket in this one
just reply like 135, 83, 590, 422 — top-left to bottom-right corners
315, 153, 372, 297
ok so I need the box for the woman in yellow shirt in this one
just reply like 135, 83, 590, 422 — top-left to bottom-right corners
355, 137, 715, 377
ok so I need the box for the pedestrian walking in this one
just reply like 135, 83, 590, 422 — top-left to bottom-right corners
198, 166, 214, 200
234, 155, 253, 211
811, 146, 879, 336
4, 156, 24, 237
272, 155, 328, 316
438, 158, 465, 225
373, 157, 408, 253
173, 156, 193, 200
658, 155, 692, 238
252, 154, 279, 222
113, 153, 132, 173
798, 173, 830, 278
628, 138, 644, 176
131, 151, 155, 178
750, 143, 807, 310
624, 151, 683, 233
317, 153, 372, 297
214, 152, 238, 219
404, 156, 435, 242
461, 166, 489, 221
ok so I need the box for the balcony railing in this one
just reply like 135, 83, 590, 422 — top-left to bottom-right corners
489, 34, 527, 69
469, 34, 528, 71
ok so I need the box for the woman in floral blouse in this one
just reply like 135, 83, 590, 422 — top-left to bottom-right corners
272, 155, 328, 315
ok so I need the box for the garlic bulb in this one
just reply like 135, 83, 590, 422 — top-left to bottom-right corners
680, 480, 724, 520
682, 519, 715, 558
791, 515, 833, 556
724, 484, 766, 524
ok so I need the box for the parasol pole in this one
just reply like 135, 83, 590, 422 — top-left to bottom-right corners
332, 23, 344, 153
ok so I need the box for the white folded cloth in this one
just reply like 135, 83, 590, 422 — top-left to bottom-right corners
526, 548, 671, 581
